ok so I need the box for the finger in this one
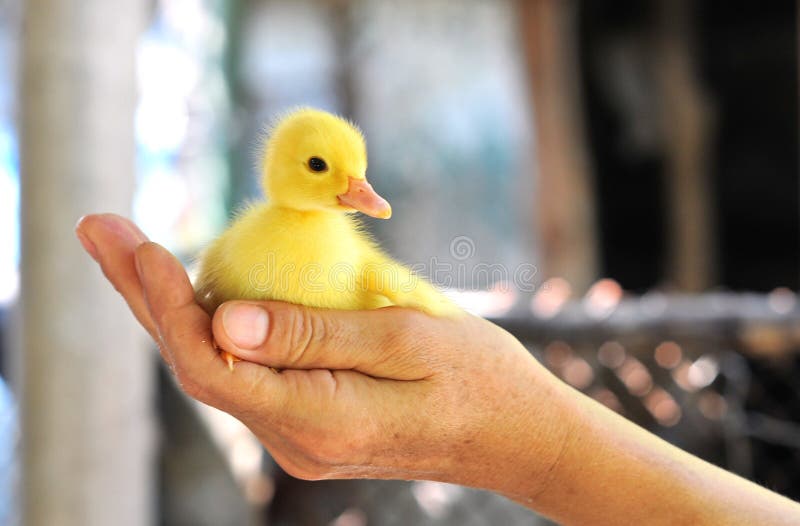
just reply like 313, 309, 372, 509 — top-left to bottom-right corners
134, 241, 288, 413
75, 214, 157, 340
211, 300, 444, 380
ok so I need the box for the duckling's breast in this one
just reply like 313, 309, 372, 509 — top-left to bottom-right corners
196, 205, 389, 311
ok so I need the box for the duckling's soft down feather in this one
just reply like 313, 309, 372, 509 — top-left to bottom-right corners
195, 108, 459, 343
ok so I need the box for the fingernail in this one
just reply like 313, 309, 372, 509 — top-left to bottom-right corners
75, 228, 99, 261
223, 303, 269, 350
134, 249, 144, 280
96, 214, 148, 246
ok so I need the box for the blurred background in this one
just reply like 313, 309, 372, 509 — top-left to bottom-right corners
1, 0, 799, 525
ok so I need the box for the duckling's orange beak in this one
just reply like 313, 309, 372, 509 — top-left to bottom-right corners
337, 177, 392, 219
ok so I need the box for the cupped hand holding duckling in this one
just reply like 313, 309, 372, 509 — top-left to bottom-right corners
194, 108, 459, 368
75, 213, 564, 512
76, 214, 800, 526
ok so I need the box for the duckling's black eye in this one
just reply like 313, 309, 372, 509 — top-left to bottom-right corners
308, 157, 328, 173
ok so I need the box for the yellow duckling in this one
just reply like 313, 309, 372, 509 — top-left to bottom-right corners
195, 108, 459, 368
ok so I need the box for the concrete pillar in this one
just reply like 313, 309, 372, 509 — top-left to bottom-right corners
18, 1, 154, 524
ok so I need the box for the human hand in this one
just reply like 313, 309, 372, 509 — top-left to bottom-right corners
77, 214, 800, 526
75, 213, 571, 501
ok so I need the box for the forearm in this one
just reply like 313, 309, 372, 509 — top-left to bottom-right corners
76, 215, 800, 526
522, 385, 800, 525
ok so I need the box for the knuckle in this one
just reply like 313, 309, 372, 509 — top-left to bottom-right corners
384, 310, 428, 350
280, 455, 329, 481
285, 466, 324, 481
158, 308, 188, 345
308, 441, 348, 466
173, 370, 206, 401
298, 428, 371, 467
284, 307, 326, 366
157, 306, 180, 329
177, 378, 201, 399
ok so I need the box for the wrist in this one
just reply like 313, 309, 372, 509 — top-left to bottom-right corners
497, 372, 578, 505
449, 349, 577, 504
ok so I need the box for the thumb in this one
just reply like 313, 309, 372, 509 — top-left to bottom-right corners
211, 301, 439, 380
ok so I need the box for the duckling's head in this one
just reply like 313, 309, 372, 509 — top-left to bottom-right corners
261, 108, 391, 219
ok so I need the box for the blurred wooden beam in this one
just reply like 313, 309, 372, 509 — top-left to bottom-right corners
517, 0, 599, 293
657, 0, 717, 291
18, 1, 154, 525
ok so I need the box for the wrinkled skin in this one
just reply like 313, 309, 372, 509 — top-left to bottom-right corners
76, 213, 800, 526
75, 213, 568, 499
